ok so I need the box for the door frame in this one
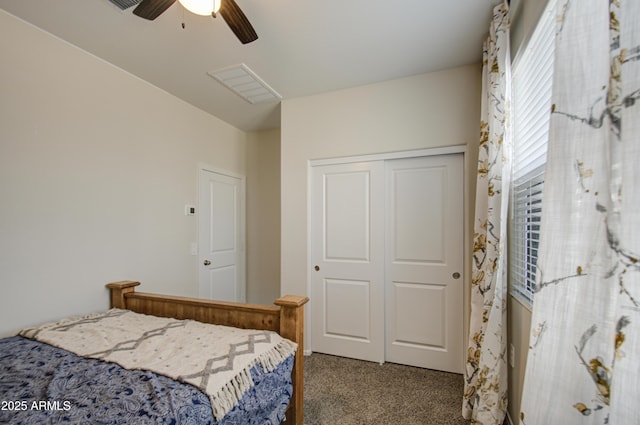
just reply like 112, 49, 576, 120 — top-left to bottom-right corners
198, 163, 247, 302
307, 145, 468, 360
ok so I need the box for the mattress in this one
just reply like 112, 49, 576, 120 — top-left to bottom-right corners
0, 333, 294, 424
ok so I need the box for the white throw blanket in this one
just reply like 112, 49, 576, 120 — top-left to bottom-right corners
20, 309, 297, 420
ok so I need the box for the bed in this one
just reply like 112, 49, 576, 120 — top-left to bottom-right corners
0, 280, 308, 425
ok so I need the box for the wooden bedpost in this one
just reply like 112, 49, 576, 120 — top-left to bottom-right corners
275, 295, 309, 425
105, 280, 140, 309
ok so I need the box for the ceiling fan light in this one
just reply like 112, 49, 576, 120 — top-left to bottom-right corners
178, 0, 221, 16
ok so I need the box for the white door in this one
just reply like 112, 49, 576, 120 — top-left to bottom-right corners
311, 161, 385, 363
385, 155, 464, 373
198, 168, 246, 302
310, 153, 464, 373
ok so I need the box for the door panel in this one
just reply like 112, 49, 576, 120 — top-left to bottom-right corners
324, 172, 371, 262
324, 278, 371, 341
204, 265, 237, 301
210, 179, 237, 253
311, 162, 385, 363
393, 166, 446, 263
199, 169, 245, 302
392, 281, 446, 347
385, 155, 463, 373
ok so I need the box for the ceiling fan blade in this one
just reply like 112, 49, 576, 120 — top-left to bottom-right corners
133, 0, 176, 20
219, 0, 258, 44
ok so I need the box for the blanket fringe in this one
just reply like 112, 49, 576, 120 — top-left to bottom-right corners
211, 368, 254, 419
209, 338, 297, 420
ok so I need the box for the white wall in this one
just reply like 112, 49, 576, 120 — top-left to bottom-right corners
280, 64, 482, 346
0, 11, 248, 336
246, 128, 281, 305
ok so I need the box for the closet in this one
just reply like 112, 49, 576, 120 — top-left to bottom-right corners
310, 152, 464, 373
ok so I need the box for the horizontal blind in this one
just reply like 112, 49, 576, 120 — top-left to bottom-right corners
511, 168, 544, 304
512, 0, 556, 182
510, 0, 556, 306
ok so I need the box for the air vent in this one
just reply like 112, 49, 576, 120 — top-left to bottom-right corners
108, 0, 141, 10
207, 64, 282, 104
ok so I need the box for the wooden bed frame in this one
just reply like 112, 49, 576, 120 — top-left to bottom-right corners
106, 280, 308, 425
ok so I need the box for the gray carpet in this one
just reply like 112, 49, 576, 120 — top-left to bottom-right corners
304, 353, 470, 425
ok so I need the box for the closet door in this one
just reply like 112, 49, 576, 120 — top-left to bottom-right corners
310, 161, 385, 363
310, 153, 464, 373
385, 154, 464, 373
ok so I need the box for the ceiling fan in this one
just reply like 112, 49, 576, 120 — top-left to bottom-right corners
110, 0, 258, 44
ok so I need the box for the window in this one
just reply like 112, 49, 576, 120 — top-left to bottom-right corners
511, 170, 544, 304
510, 0, 556, 306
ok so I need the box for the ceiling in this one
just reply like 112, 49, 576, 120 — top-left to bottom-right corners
0, 0, 500, 132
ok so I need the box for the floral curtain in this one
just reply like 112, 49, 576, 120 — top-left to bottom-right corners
462, 2, 511, 423
520, 1, 639, 424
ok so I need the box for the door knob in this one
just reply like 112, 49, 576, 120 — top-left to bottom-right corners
314, 265, 320, 271
204, 260, 211, 266
452, 272, 461, 279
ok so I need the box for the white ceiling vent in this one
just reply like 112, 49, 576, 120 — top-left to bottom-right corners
107, 0, 141, 10
207, 64, 282, 104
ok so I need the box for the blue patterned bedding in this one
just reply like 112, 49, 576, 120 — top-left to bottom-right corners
0, 336, 293, 424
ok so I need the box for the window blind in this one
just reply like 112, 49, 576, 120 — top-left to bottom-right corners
511, 169, 544, 304
510, 0, 556, 306
512, 0, 556, 182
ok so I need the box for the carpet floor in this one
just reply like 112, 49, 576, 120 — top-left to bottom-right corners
303, 353, 471, 425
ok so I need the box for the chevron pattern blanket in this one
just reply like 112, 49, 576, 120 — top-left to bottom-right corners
20, 309, 297, 420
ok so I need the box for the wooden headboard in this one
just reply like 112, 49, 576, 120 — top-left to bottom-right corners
106, 280, 308, 425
